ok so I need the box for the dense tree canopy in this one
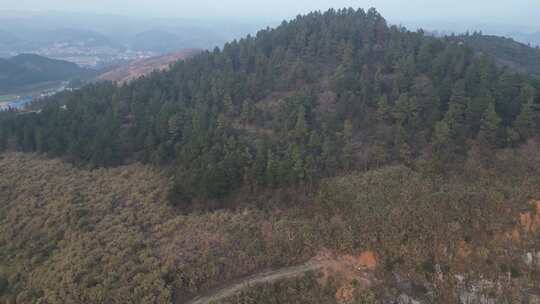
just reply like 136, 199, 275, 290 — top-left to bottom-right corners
1, 8, 539, 205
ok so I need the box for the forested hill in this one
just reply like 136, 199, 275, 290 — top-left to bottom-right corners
0, 54, 94, 93
452, 33, 540, 78
1, 8, 539, 206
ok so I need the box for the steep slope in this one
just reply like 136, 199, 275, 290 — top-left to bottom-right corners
97, 49, 202, 84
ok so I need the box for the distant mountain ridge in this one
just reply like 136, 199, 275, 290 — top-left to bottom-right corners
40, 28, 120, 48
0, 29, 21, 45
129, 29, 223, 52
0, 53, 93, 93
130, 30, 184, 52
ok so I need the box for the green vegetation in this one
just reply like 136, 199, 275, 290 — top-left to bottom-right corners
455, 32, 540, 78
0, 7, 540, 304
1, 8, 538, 208
0, 54, 94, 94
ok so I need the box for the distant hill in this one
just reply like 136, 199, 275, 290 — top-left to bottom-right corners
453, 34, 540, 77
129, 28, 224, 52
41, 28, 118, 48
0, 30, 22, 56
129, 30, 189, 53
511, 31, 540, 47
0, 29, 21, 45
98, 49, 201, 83
0, 54, 93, 93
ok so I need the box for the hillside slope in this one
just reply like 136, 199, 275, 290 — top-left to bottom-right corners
0, 54, 93, 93
2, 8, 538, 202
1, 8, 540, 304
98, 49, 201, 84
0, 143, 539, 303
454, 33, 540, 77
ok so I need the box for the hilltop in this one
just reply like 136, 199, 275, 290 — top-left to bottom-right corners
3, 8, 538, 199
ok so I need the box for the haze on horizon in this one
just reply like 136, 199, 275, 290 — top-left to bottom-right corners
2, 0, 539, 28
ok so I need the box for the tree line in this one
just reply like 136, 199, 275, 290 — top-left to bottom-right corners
1, 7, 539, 205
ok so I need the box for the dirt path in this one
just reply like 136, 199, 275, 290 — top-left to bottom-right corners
184, 263, 324, 304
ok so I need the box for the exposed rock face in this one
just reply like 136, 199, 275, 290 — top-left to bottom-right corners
357, 250, 378, 270
311, 249, 379, 303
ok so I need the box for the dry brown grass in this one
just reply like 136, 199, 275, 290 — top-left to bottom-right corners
1, 146, 539, 303
0, 153, 314, 303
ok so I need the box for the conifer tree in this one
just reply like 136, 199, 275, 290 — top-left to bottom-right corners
514, 98, 537, 140
477, 101, 501, 149
342, 120, 354, 170
376, 94, 391, 124
294, 106, 308, 140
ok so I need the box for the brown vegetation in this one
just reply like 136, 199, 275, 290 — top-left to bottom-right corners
0, 153, 314, 303
98, 49, 201, 84
1, 140, 540, 303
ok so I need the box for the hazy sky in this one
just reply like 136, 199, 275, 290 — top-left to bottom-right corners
2, 0, 539, 26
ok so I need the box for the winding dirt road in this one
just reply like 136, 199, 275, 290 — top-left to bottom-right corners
184, 263, 324, 304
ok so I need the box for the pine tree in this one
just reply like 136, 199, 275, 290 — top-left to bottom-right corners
342, 120, 354, 170
393, 93, 420, 145
466, 94, 493, 134
223, 94, 235, 117
376, 94, 391, 124
168, 114, 183, 141
35, 127, 44, 153
266, 150, 278, 187
431, 120, 451, 169
322, 136, 337, 173
241, 98, 255, 124
393, 93, 410, 126
477, 101, 501, 149
290, 144, 305, 182
398, 141, 413, 165
514, 99, 537, 140
294, 106, 308, 140
443, 82, 469, 155
22, 124, 35, 152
